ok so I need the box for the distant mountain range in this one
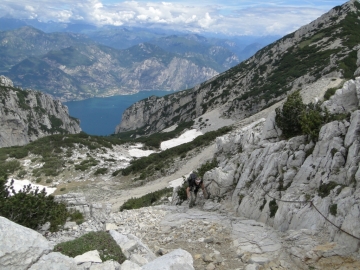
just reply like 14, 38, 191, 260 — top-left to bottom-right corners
0, 18, 279, 100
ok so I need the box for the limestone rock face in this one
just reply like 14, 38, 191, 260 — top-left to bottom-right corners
29, 253, 78, 270
204, 78, 360, 254
354, 48, 360, 76
0, 216, 52, 270
0, 216, 196, 269
322, 77, 360, 114
0, 75, 14, 87
0, 76, 81, 147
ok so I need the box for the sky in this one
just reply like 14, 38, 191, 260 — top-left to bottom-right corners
0, 0, 348, 36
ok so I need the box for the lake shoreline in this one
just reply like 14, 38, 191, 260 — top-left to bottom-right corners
64, 90, 176, 136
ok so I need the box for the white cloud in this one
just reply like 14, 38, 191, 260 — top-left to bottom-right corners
0, 0, 347, 36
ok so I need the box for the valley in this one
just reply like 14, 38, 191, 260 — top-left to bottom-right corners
1, 1, 360, 269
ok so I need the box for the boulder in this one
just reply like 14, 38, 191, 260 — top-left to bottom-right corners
74, 250, 102, 264
121, 260, 141, 270
141, 249, 194, 270
0, 216, 52, 270
323, 78, 360, 114
89, 260, 121, 270
109, 230, 156, 261
29, 252, 77, 270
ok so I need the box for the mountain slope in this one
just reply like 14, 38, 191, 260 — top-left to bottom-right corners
116, 0, 360, 135
0, 76, 81, 147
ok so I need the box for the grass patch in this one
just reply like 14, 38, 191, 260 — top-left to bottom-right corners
329, 204, 337, 216
94, 167, 108, 175
54, 231, 126, 264
120, 187, 173, 211
318, 181, 339, 198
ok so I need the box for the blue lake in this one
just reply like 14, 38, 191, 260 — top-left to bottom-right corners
64, 90, 175, 136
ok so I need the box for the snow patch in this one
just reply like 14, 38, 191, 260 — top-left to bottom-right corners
6, 178, 56, 195
160, 129, 203, 150
128, 143, 156, 157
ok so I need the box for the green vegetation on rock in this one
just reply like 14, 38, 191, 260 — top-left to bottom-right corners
120, 187, 173, 211
121, 126, 232, 177
0, 179, 71, 231
275, 91, 348, 141
54, 231, 126, 264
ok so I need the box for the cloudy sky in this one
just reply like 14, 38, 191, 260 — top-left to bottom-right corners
0, 0, 347, 36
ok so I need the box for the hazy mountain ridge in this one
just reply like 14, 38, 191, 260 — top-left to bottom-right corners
0, 26, 90, 73
116, 0, 360, 135
1, 27, 236, 100
6, 41, 219, 101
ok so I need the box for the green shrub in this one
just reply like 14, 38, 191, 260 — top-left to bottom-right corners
238, 194, 244, 205
329, 204, 337, 216
60, 187, 66, 191
259, 198, 267, 211
54, 231, 126, 264
276, 92, 341, 141
197, 158, 218, 178
120, 187, 173, 211
35, 177, 42, 183
275, 91, 305, 138
17, 169, 27, 178
318, 181, 339, 198
0, 160, 21, 174
300, 103, 330, 141
112, 169, 121, 176
176, 181, 188, 204
94, 167, 108, 175
68, 209, 84, 225
46, 179, 53, 183
0, 180, 69, 231
75, 158, 99, 171
269, 199, 278, 218
324, 87, 338, 100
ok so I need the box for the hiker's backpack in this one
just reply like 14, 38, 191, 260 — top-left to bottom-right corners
188, 173, 197, 185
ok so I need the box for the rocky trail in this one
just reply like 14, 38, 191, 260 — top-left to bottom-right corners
100, 143, 217, 211
48, 193, 360, 270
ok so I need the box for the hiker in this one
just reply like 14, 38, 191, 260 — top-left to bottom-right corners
186, 172, 208, 203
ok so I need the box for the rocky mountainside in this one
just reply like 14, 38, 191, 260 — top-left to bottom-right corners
0, 76, 81, 147
200, 77, 360, 266
116, 0, 360, 135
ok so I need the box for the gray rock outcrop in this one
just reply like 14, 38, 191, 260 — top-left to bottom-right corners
0, 216, 53, 270
204, 77, 360, 255
141, 249, 194, 270
322, 77, 360, 114
0, 215, 196, 269
0, 76, 81, 147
